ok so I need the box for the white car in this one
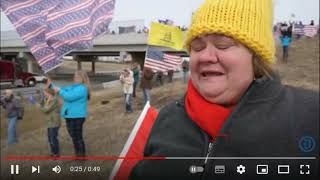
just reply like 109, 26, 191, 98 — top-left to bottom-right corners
32, 73, 46, 83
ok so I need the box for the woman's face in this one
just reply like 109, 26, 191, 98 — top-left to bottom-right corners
124, 70, 129, 76
5, 91, 13, 99
74, 74, 82, 83
189, 34, 254, 106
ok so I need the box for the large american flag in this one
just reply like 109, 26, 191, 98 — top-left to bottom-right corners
303, 25, 318, 37
293, 24, 318, 37
144, 46, 182, 72
1, 0, 115, 73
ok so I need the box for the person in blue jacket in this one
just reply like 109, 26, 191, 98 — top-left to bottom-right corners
47, 70, 91, 158
280, 35, 291, 63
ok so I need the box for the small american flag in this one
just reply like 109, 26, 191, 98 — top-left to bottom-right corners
1, 0, 115, 73
144, 46, 182, 72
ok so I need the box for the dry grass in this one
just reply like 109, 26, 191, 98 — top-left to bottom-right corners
0, 36, 318, 179
274, 36, 319, 91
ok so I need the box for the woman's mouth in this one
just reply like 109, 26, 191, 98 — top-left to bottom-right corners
201, 71, 224, 77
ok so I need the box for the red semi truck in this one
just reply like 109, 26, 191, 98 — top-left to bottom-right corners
0, 60, 36, 87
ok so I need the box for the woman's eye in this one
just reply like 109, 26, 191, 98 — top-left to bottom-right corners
190, 44, 205, 52
216, 44, 233, 50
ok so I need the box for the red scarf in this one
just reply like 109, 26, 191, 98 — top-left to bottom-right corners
185, 80, 231, 139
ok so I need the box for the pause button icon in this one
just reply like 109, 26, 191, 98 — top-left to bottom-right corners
10, 165, 19, 175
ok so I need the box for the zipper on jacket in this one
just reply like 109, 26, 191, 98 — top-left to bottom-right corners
199, 141, 215, 179
204, 142, 214, 165
203, 142, 213, 166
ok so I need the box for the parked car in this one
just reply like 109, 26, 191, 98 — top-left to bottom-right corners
0, 60, 36, 87
32, 73, 47, 83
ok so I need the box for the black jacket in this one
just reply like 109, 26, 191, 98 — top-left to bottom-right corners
130, 77, 319, 180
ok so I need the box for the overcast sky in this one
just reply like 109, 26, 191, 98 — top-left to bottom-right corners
1, 0, 319, 31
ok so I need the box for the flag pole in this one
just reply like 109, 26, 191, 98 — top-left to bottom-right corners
143, 22, 152, 71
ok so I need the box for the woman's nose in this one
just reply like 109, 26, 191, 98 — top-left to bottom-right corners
198, 45, 219, 64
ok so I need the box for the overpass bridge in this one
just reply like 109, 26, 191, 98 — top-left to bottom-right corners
0, 31, 188, 73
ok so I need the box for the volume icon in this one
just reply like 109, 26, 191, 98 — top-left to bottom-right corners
52, 165, 61, 174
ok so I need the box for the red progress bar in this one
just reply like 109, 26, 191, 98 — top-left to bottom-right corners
4, 156, 166, 161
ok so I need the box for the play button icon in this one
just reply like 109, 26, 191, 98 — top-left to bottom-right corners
31, 166, 40, 174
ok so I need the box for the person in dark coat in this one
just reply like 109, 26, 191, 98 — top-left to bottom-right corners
181, 60, 189, 83
155, 71, 164, 86
167, 69, 174, 83
140, 67, 154, 105
130, 0, 319, 179
0, 90, 22, 145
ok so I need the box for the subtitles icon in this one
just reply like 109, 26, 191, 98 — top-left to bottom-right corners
236, 165, 245, 174
52, 165, 61, 174
214, 165, 225, 174
278, 165, 290, 174
31, 166, 40, 174
256, 165, 268, 174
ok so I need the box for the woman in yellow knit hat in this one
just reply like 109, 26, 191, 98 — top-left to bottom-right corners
130, 0, 318, 179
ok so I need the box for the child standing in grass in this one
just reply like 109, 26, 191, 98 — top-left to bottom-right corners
39, 88, 61, 157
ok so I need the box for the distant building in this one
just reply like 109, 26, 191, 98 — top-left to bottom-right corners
108, 19, 145, 34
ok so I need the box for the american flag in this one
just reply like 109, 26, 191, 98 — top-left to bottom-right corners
1, 0, 115, 73
144, 46, 182, 72
304, 25, 318, 37
293, 25, 305, 35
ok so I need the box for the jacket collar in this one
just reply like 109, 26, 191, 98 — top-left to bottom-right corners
177, 76, 283, 107
245, 75, 283, 103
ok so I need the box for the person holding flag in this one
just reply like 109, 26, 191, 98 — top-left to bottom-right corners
129, 0, 319, 179
38, 88, 61, 158
47, 70, 91, 159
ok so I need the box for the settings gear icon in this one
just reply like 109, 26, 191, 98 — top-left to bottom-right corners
236, 165, 246, 174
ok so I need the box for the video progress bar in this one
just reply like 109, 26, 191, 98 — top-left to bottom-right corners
4, 156, 316, 160
165, 157, 317, 160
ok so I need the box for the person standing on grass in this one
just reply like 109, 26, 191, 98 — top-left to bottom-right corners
155, 71, 164, 86
280, 34, 291, 63
120, 68, 134, 113
167, 69, 174, 83
182, 60, 189, 83
38, 88, 61, 158
140, 67, 154, 105
131, 62, 140, 98
47, 70, 91, 158
0, 90, 22, 145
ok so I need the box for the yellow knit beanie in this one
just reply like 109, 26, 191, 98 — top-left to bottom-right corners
185, 0, 275, 64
